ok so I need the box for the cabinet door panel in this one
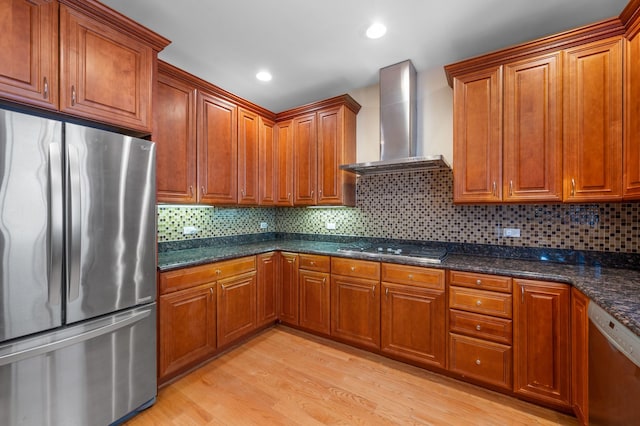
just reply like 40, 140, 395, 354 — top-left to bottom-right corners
259, 117, 276, 205
0, 0, 58, 109
514, 279, 571, 409
217, 272, 257, 347
625, 34, 640, 199
504, 53, 562, 201
453, 66, 502, 202
197, 91, 237, 204
564, 37, 623, 201
257, 252, 278, 327
278, 252, 299, 325
238, 107, 259, 205
299, 270, 330, 335
275, 120, 294, 205
293, 113, 317, 205
155, 67, 197, 203
159, 284, 216, 383
571, 287, 589, 424
331, 275, 380, 349
317, 106, 342, 204
381, 283, 446, 368
60, 4, 153, 132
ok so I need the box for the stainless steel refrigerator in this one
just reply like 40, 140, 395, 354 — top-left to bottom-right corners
0, 108, 157, 425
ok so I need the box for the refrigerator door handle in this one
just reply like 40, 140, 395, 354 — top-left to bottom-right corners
48, 143, 63, 305
67, 144, 82, 301
0, 308, 151, 367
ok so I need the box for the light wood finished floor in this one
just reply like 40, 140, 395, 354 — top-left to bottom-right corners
126, 327, 577, 425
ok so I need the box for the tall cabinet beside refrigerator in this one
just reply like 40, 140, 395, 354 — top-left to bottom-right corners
0, 108, 157, 425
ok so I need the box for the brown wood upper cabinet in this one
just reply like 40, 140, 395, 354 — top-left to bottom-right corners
446, 18, 636, 204
0, 0, 59, 110
277, 95, 360, 207
259, 117, 276, 205
0, 0, 169, 134
625, 30, 640, 200
155, 64, 197, 203
274, 120, 294, 206
563, 37, 623, 202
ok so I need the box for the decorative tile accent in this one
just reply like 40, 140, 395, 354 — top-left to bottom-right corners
158, 170, 639, 253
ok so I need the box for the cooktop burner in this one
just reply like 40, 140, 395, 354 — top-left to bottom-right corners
336, 243, 447, 264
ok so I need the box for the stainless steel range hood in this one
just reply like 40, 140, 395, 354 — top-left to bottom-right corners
340, 60, 451, 175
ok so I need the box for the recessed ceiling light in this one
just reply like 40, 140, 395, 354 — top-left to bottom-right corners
366, 22, 387, 39
256, 71, 272, 82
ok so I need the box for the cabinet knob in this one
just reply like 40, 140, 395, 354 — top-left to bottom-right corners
350, 266, 355, 272
476, 324, 482, 331
310, 261, 315, 266
475, 359, 481, 366
476, 279, 482, 286
216, 269, 221, 275
476, 300, 482, 307
408, 274, 414, 280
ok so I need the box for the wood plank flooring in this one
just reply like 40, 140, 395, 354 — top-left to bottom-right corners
126, 326, 577, 425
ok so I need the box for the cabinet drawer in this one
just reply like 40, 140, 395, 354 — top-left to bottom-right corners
159, 256, 256, 295
449, 333, 512, 390
449, 271, 512, 293
449, 286, 513, 318
381, 263, 444, 290
331, 257, 380, 280
299, 254, 330, 272
449, 309, 512, 345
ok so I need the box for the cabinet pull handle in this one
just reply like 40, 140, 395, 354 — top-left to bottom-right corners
509, 180, 513, 197
71, 85, 76, 106
209, 288, 213, 295
189, 185, 194, 197
287, 192, 291, 200
43, 77, 49, 99
476, 300, 482, 307
372, 285, 376, 297
241, 189, 245, 197
571, 178, 576, 197
492, 181, 497, 197
201, 186, 205, 197
521, 285, 525, 304
476, 279, 482, 286
311, 190, 314, 199
385, 287, 389, 297
322, 277, 326, 285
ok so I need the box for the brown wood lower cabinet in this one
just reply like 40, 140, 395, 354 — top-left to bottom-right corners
298, 254, 331, 335
257, 252, 279, 327
380, 263, 446, 369
513, 279, 571, 410
278, 252, 299, 325
449, 333, 513, 389
217, 271, 257, 347
571, 287, 589, 425
330, 258, 381, 350
158, 283, 216, 383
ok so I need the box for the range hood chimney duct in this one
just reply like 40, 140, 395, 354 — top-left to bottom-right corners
341, 59, 450, 175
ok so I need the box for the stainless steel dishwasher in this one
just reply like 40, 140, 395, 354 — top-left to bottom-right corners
588, 302, 640, 425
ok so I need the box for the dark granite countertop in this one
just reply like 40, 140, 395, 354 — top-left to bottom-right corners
158, 238, 640, 339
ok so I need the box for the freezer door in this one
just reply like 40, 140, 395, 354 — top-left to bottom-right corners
0, 109, 63, 342
0, 303, 157, 426
65, 123, 156, 324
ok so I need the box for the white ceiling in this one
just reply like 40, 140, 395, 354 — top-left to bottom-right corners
101, 0, 629, 113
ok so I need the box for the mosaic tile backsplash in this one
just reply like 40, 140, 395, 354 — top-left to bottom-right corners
158, 169, 639, 253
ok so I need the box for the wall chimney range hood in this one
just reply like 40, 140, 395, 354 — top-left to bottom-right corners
340, 60, 450, 175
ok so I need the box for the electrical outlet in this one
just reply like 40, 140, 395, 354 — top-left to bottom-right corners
259, 222, 268, 229
503, 228, 521, 238
325, 222, 337, 230
183, 226, 199, 235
